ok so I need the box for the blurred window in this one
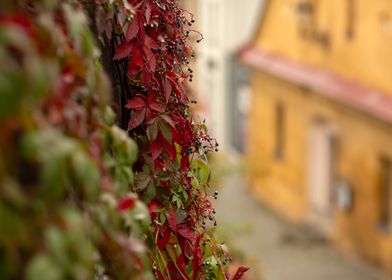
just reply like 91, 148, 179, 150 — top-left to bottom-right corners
296, 0, 315, 36
346, 0, 356, 39
379, 157, 392, 232
380, 13, 391, 36
274, 102, 285, 160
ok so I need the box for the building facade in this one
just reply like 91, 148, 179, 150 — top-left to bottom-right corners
242, 0, 392, 273
196, 0, 263, 151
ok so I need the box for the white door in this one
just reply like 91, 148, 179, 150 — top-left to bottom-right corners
307, 120, 338, 231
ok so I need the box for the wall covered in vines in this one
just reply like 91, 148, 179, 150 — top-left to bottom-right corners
0, 0, 248, 279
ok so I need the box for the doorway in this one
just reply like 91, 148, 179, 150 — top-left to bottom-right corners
307, 119, 339, 233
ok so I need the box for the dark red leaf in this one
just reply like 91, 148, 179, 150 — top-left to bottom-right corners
144, 34, 159, 49
114, 41, 133, 60
125, 96, 146, 110
117, 197, 135, 212
146, 93, 165, 112
172, 127, 182, 143
192, 236, 201, 280
177, 254, 190, 280
145, 108, 154, 122
144, 46, 156, 72
232, 266, 250, 280
180, 155, 189, 172
183, 129, 192, 144
142, 71, 152, 85
164, 138, 176, 160
132, 47, 144, 67
125, 16, 139, 41
150, 134, 163, 160
163, 77, 172, 100
167, 210, 177, 231
177, 225, 196, 241
128, 47, 144, 79
128, 108, 146, 130
157, 227, 171, 250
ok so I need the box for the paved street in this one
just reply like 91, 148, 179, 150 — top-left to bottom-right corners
215, 174, 392, 280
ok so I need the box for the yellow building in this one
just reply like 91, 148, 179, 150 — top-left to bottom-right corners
241, 0, 392, 273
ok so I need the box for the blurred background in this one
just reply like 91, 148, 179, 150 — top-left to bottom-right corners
183, 0, 392, 279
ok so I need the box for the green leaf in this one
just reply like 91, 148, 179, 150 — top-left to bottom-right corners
130, 201, 150, 229
172, 195, 182, 208
26, 254, 63, 280
147, 120, 159, 141
104, 106, 116, 125
192, 159, 210, 185
71, 152, 100, 201
160, 114, 175, 127
144, 181, 156, 203
158, 119, 172, 143
182, 189, 188, 203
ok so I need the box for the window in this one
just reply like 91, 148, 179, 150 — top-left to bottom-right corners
296, 0, 315, 37
379, 157, 392, 232
274, 102, 285, 160
346, 0, 356, 39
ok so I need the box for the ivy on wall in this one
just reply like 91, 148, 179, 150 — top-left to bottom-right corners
0, 0, 248, 279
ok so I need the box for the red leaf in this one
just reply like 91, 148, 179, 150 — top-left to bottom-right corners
147, 93, 165, 113
150, 134, 163, 160
192, 236, 201, 280
149, 102, 165, 113
117, 197, 135, 212
232, 266, 250, 280
183, 129, 192, 144
168, 76, 187, 102
125, 96, 146, 110
172, 127, 182, 143
142, 71, 153, 85
114, 41, 133, 60
125, 16, 139, 41
132, 47, 144, 67
128, 47, 143, 78
128, 108, 146, 130
145, 108, 154, 122
144, 34, 159, 49
148, 199, 161, 214
164, 138, 176, 160
167, 210, 177, 231
180, 155, 189, 172
144, 46, 156, 72
157, 227, 171, 250
163, 77, 172, 101
177, 225, 196, 241
177, 254, 190, 280
145, 0, 152, 23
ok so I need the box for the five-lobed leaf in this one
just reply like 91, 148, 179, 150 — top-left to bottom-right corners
128, 109, 146, 130
126, 96, 146, 110
114, 41, 133, 60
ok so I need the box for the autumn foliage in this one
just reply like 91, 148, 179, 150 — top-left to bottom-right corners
0, 0, 248, 279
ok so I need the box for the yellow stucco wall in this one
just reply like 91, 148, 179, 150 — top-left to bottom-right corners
256, 0, 392, 95
247, 70, 392, 271
248, 0, 392, 272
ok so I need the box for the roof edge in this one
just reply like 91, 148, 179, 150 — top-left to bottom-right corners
239, 46, 392, 124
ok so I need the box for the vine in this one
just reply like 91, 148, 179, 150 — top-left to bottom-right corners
0, 0, 249, 279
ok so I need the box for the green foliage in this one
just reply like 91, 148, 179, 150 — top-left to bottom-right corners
0, 1, 150, 279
